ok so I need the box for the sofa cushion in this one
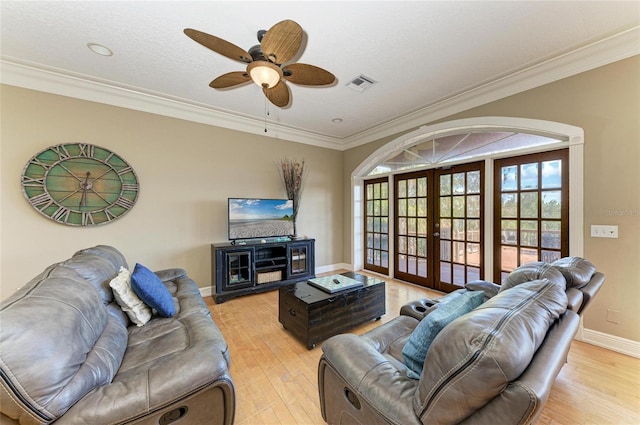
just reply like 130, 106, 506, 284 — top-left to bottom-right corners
501, 261, 566, 292
402, 290, 484, 379
413, 279, 568, 424
131, 263, 176, 317
552, 257, 596, 288
110, 266, 152, 326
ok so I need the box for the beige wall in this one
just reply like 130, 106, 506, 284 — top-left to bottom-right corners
0, 86, 343, 299
343, 56, 640, 343
2, 56, 639, 344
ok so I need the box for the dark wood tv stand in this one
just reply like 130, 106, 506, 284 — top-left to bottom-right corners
211, 238, 315, 303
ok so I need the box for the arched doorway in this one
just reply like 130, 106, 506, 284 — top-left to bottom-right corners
351, 117, 584, 286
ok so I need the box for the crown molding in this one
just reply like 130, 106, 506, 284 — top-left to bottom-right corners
341, 26, 640, 150
1, 26, 638, 151
0, 58, 345, 150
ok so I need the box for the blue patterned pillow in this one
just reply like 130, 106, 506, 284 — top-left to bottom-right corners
402, 290, 484, 379
130, 263, 175, 318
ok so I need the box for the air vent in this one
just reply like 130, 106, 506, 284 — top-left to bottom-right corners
347, 75, 376, 92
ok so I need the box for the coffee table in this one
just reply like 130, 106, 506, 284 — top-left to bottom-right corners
278, 272, 385, 349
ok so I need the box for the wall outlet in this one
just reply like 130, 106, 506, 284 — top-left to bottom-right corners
606, 308, 622, 324
590, 225, 618, 238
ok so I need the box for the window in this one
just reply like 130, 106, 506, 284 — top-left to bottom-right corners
494, 150, 569, 282
364, 178, 389, 274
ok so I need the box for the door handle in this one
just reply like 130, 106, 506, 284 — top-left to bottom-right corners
433, 232, 440, 237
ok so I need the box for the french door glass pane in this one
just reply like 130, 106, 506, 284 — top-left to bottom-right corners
542, 250, 561, 263
520, 248, 538, 264
501, 246, 518, 270
520, 163, 538, 189
468, 244, 480, 266
521, 220, 538, 246
501, 194, 518, 217
501, 166, 518, 190
440, 260, 451, 283
467, 219, 480, 242
453, 219, 465, 238
398, 217, 407, 234
541, 160, 562, 188
541, 221, 561, 249
417, 177, 427, 196
542, 191, 562, 218
453, 173, 465, 194
398, 254, 407, 272
453, 196, 465, 217
440, 198, 451, 216
467, 267, 480, 282
441, 219, 451, 239
467, 195, 480, 217
398, 180, 406, 197
440, 175, 451, 195
467, 171, 481, 193
520, 192, 538, 218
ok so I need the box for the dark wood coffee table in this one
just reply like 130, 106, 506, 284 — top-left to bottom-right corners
278, 272, 385, 349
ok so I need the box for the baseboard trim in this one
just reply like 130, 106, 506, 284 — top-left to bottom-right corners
199, 286, 213, 298
579, 327, 640, 359
316, 263, 353, 274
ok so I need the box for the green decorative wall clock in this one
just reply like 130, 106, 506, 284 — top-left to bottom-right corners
21, 143, 139, 226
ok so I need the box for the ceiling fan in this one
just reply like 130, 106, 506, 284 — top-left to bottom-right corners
184, 20, 336, 108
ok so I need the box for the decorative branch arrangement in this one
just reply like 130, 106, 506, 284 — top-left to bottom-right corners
279, 158, 306, 221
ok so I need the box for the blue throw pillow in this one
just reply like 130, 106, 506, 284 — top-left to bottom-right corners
130, 263, 176, 318
402, 290, 484, 379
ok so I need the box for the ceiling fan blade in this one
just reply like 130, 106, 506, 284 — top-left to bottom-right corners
283, 63, 336, 86
260, 20, 303, 65
263, 81, 290, 107
210, 72, 251, 89
184, 28, 252, 63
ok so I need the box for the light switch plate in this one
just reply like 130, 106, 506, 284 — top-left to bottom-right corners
591, 225, 619, 238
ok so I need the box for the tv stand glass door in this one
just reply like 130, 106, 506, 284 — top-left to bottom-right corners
221, 248, 253, 291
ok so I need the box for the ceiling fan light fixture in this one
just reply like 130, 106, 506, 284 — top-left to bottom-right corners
247, 61, 283, 89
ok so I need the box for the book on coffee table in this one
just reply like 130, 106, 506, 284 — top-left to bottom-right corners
308, 274, 364, 294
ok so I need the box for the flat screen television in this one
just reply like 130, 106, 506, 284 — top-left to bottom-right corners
228, 198, 295, 241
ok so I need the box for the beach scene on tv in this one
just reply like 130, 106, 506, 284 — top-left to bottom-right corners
228, 198, 295, 240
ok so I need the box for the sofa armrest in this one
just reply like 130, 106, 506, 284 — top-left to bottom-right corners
576, 271, 605, 315
154, 268, 188, 282
322, 334, 390, 385
60, 313, 234, 424
399, 299, 439, 320
320, 333, 420, 424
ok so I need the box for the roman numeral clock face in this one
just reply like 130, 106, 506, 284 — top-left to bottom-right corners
21, 143, 139, 226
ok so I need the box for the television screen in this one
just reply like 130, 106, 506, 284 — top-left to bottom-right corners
228, 198, 295, 240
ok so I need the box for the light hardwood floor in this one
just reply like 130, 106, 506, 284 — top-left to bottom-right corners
205, 273, 640, 425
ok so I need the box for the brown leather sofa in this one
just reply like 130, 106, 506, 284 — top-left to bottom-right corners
318, 258, 604, 425
1, 245, 235, 425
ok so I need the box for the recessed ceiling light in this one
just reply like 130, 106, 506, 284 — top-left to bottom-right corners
332, 118, 343, 124
87, 43, 113, 57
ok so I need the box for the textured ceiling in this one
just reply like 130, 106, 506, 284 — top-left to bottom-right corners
1, 1, 639, 149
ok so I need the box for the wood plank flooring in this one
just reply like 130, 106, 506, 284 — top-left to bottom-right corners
205, 273, 640, 425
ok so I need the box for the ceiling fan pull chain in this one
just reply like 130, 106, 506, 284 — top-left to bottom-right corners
264, 95, 269, 132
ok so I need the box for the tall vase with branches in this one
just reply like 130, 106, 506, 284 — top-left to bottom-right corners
279, 158, 305, 234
